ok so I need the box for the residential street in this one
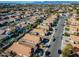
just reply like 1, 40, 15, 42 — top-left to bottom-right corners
49, 13, 68, 57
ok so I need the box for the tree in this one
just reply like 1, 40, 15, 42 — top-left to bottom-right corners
76, 17, 79, 21
64, 32, 70, 36
62, 44, 73, 57
74, 32, 79, 36
45, 51, 51, 57
65, 27, 70, 31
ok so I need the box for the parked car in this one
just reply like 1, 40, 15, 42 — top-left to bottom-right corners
58, 49, 62, 54
46, 32, 52, 36
55, 28, 57, 30
53, 38, 56, 42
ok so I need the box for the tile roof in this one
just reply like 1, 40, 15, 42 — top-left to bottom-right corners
70, 35, 79, 42
31, 28, 47, 36
20, 33, 41, 45
5, 42, 33, 57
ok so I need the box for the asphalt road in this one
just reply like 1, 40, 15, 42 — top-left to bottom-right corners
49, 14, 68, 57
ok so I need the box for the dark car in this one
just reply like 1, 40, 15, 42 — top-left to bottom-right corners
44, 45, 51, 48
58, 49, 62, 54
55, 28, 57, 30
46, 32, 52, 36
53, 38, 56, 42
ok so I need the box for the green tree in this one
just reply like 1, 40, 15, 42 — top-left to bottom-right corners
64, 32, 70, 36
65, 27, 70, 31
62, 44, 73, 57
76, 18, 79, 21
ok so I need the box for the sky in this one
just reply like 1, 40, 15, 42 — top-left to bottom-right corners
0, 1, 79, 4
0, 0, 78, 1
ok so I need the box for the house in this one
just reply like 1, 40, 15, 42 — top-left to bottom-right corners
37, 24, 49, 30
43, 14, 57, 25
5, 42, 33, 57
19, 33, 41, 45
72, 44, 79, 55
68, 18, 79, 26
70, 35, 79, 44
31, 28, 48, 37
69, 25, 79, 34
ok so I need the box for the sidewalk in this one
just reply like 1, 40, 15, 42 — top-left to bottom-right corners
42, 27, 55, 57
60, 26, 70, 57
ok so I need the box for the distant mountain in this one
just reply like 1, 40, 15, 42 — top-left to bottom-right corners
0, 1, 79, 4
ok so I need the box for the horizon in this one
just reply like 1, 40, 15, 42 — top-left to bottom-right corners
0, 1, 79, 4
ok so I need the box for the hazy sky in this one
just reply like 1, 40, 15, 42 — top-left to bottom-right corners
0, 1, 78, 4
